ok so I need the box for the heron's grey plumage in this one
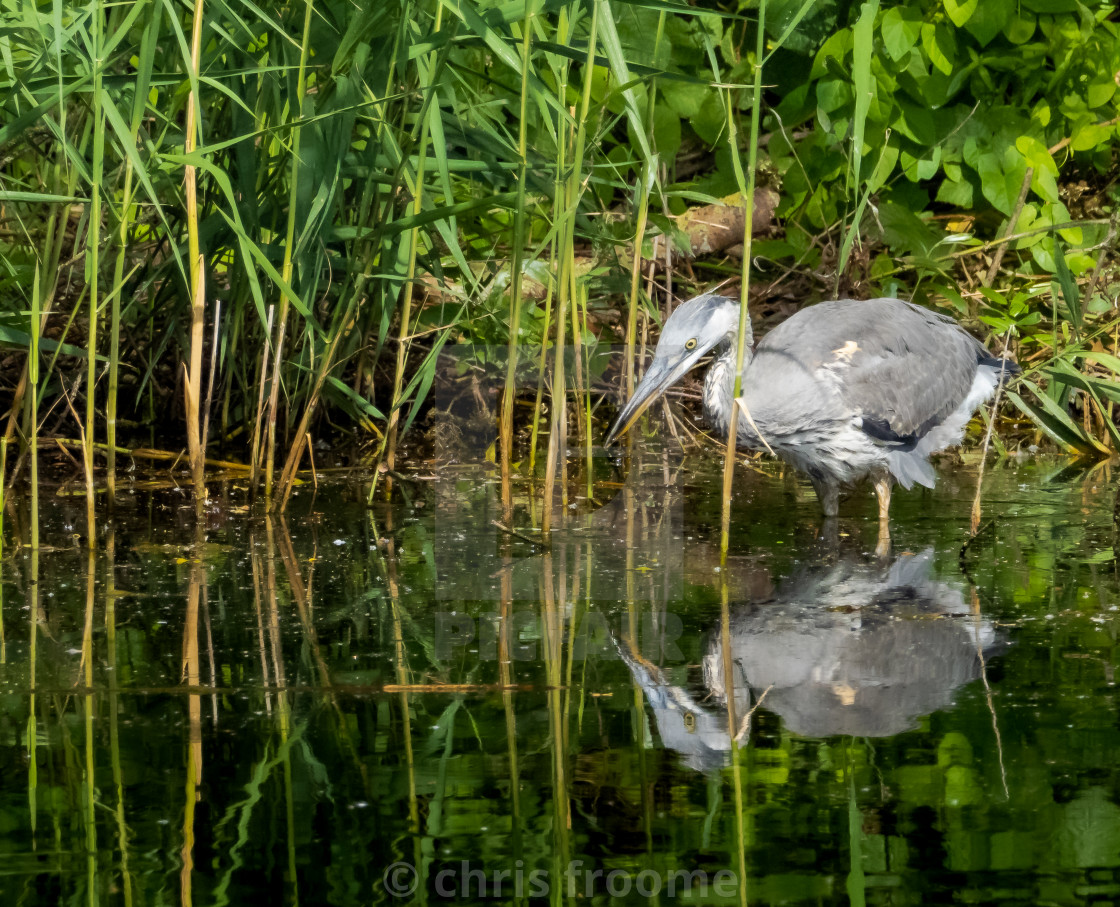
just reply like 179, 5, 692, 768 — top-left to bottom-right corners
607, 293, 1018, 517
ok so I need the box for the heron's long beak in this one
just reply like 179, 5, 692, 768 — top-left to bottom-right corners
605, 349, 706, 445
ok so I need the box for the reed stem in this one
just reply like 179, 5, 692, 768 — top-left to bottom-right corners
184, 0, 207, 506
719, 1, 767, 560
264, 0, 314, 502
86, 0, 106, 539
382, 2, 444, 486
500, 8, 534, 518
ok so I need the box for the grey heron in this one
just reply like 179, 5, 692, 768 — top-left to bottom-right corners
606, 294, 1019, 520
615, 548, 999, 761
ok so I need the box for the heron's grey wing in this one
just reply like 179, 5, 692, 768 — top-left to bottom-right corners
761, 298, 987, 443
834, 305, 988, 442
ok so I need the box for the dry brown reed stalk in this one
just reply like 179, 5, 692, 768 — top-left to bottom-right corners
249, 305, 275, 496
183, 0, 207, 506
200, 298, 221, 460
262, 319, 287, 499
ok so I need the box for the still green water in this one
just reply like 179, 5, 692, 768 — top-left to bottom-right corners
0, 455, 1117, 905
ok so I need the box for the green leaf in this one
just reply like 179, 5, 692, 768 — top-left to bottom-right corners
944, 0, 978, 28
1052, 234, 1081, 332
1014, 135, 1060, 203
690, 90, 728, 145
976, 146, 1028, 215
1003, 9, 1036, 43
1076, 351, 1120, 377
1006, 387, 1106, 456
880, 6, 922, 62
877, 201, 943, 258
1049, 364, 1120, 406
597, 1, 654, 165
1021, 0, 1080, 11
921, 22, 955, 76
326, 376, 385, 421
935, 176, 974, 207
848, 0, 880, 194
811, 30, 854, 79
1047, 363, 1120, 449
0, 191, 83, 203
900, 147, 940, 181
659, 80, 710, 118
0, 325, 105, 361
1087, 79, 1116, 110
628, 105, 682, 159
963, 0, 1011, 46
1070, 120, 1111, 153
764, 0, 826, 62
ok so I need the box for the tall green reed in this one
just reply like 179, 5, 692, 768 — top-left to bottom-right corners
499, 5, 535, 518
718, 0, 768, 560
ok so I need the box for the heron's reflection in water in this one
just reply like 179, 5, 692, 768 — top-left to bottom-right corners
618, 550, 1001, 771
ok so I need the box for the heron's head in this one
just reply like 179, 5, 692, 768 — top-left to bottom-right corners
606, 293, 743, 445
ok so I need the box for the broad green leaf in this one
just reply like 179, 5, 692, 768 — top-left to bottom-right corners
1003, 9, 1036, 43
816, 78, 852, 113
921, 22, 955, 77
935, 176, 974, 207
976, 146, 1028, 215
1071, 120, 1110, 153
659, 80, 710, 118
1015, 135, 1060, 203
764, 0, 825, 62
811, 30, 854, 79
900, 147, 940, 182
877, 201, 942, 258
1066, 252, 1097, 275
934, 285, 971, 316
963, 0, 1011, 46
629, 105, 681, 160
1021, 0, 1080, 11
880, 6, 921, 62
944, 0, 978, 28
690, 90, 728, 145
1087, 79, 1116, 110
1014, 136, 1058, 176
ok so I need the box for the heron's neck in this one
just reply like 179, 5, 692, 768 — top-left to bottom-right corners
703, 340, 754, 442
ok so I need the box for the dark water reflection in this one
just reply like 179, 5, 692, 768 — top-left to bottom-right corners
0, 454, 1117, 905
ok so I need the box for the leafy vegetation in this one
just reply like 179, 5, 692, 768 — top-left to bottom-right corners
0, 0, 1117, 507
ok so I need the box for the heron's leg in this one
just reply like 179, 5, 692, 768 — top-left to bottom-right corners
873, 471, 892, 559
810, 475, 840, 518
818, 516, 840, 554
873, 472, 892, 522
874, 522, 891, 559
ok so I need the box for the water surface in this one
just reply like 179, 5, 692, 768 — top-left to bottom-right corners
0, 454, 1117, 905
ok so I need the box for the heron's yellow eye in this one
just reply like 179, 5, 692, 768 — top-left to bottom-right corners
685, 338, 697, 350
